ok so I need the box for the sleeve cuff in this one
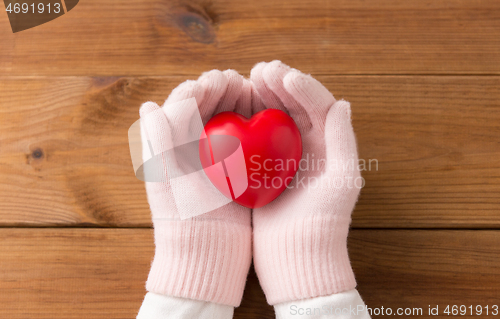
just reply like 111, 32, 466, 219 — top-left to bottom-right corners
137, 292, 234, 319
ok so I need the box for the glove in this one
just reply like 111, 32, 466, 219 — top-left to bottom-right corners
138, 69, 252, 307
251, 61, 362, 305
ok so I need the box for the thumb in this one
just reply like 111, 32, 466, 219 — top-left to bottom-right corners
139, 101, 178, 183
324, 100, 359, 176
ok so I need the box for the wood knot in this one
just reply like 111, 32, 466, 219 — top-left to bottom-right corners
172, 7, 217, 44
31, 148, 44, 159
26, 146, 45, 171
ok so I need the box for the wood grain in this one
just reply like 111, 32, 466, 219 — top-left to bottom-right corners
0, 228, 499, 318
1, 76, 499, 228
1, 0, 499, 317
352, 230, 500, 312
1, 0, 500, 76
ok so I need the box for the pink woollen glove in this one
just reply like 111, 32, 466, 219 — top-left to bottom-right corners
251, 61, 362, 305
138, 70, 253, 307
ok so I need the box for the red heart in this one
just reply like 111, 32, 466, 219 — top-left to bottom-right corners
199, 109, 302, 208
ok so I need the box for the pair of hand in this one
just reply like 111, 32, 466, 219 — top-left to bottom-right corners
139, 61, 361, 307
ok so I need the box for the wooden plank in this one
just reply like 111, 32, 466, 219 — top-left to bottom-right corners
0, 229, 499, 318
0, 76, 499, 228
339, 76, 500, 228
351, 230, 500, 317
1, 0, 500, 76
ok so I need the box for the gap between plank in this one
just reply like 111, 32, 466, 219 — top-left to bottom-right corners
0, 226, 500, 231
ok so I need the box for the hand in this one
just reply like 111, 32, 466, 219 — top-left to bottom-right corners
138, 69, 252, 307
250, 61, 362, 305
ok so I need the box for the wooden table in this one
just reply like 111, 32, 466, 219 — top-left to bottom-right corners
1, 0, 500, 318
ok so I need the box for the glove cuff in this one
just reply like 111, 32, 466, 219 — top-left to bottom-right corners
146, 218, 252, 307
253, 214, 356, 305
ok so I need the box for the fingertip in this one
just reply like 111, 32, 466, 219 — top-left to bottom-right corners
198, 69, 228, 88
252, 61, 268, 69
335, 100, 352, 121
283, 70, 336, 112
251, 61, 289, 113
250, 62, 267, 81
222, 69, 244, 92
325, 99, 354, 139
165, 80, 204, 107
196, 69, 229, 120
262, 60, 291, 83
283, 70, 309, 94
325, 99, 357, 165
198, 70, 227, 92
223, 69, 242, 79
267, 60, 284, 67
139, 101, 160, 118
199, 69, 220, 78
265, 60, 290, 71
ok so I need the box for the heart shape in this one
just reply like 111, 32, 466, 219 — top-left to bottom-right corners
199, 109, 302, 208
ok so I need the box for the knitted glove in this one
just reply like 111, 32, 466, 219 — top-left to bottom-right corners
251, 61, 362, 305
138, 69, 252, 307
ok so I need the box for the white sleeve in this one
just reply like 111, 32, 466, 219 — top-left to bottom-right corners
137, 292, 234, 319
274, 289, 371, 319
